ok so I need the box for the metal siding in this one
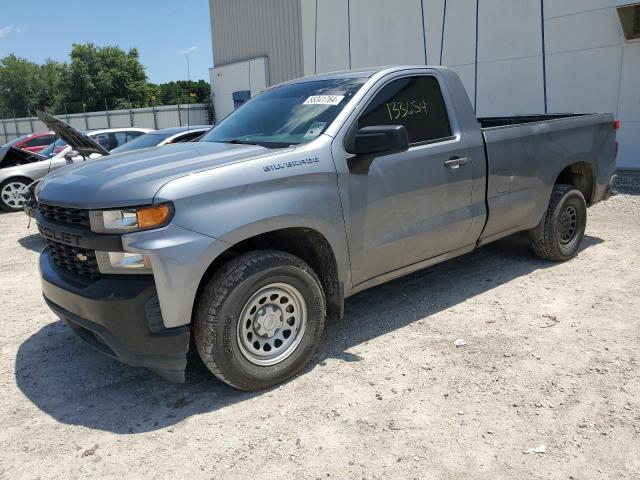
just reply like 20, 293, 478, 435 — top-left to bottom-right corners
210, 0, 303, 85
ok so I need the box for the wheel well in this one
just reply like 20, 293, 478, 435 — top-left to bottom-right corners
194, 228, 342, 322
555, 162, 595, 204
0, 176, 33, 186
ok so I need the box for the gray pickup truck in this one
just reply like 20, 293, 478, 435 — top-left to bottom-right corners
34, 66, 616, 390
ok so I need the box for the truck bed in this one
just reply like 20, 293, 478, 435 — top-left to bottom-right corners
477, 112, 616, 245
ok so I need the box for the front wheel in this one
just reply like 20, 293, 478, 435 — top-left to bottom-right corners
530, 184, 587, 261
0, 178, 30, 212
195, 250, 326, 391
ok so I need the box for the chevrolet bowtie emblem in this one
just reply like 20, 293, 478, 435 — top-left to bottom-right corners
76, 253, 88, 262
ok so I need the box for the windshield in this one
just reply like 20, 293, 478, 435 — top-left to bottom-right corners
40, 138, 68, 157
2, 134, 30, 148
111, 133, 171, 154
200, 78, 367, 148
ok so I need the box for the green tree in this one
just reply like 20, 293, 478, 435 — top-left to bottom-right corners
0, 55, 65, 117
154, 80, 211, 105
0, 44, 212, 117
34, 59, 66, 113
0, 54, 39, 116
60, 43, 153, 112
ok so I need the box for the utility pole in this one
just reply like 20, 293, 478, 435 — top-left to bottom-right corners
184, 52, 191, 129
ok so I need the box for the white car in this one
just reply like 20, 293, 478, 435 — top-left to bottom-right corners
110, 125, 211, 154
0, 127, 151, 212
40, 127, 152, 163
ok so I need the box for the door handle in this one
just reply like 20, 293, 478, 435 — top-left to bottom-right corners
444, 156, 469, 169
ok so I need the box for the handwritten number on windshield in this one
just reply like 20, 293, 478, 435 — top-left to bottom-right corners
386, 99, 428, 121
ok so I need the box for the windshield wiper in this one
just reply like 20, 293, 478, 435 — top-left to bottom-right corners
209, 138, 293, 149
220, 139, 260, 146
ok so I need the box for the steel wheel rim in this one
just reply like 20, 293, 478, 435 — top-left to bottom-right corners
1, 182, 28, 208
237, 282, 307, 366
558, 204, 579, 246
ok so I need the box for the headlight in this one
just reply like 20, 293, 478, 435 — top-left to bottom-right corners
89, 203, 173, 233
95, 251, 153, 274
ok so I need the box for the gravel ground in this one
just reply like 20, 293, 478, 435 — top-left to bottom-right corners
0, 186, 639, 480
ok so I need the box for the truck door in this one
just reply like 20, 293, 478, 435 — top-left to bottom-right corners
337, 74, 476, 286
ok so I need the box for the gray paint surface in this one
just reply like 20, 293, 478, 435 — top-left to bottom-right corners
36, 67, 615, 329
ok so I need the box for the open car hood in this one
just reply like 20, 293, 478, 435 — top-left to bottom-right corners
0, 145, 46, 169
36, 110, 110, 157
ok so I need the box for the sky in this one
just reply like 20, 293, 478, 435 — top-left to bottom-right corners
0, 0, 213, 83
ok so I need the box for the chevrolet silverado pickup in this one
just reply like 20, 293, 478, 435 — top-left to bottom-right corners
34, 66, 617, 390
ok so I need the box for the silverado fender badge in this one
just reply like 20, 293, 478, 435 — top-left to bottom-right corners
263, 157, 320, 172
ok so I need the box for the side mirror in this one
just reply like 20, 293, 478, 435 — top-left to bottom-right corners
345, 125, 409, 173
64, 149, 79, 161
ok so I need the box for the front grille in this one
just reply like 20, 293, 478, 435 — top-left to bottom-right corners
46, 239, 101, 279
38, 203, 90, 228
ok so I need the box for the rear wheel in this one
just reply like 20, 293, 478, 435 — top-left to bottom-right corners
0, 178, 30, 212
530, 184, 587, 261
194, 250, 326, 391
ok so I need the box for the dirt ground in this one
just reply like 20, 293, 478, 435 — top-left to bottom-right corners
1, 184, 639, 480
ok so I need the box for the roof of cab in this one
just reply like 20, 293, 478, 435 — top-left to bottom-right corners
277, 65, 443, 87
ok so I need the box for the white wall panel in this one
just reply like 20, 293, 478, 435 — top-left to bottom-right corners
210, 0, 303, 85
441, 0, 477, 66
545, 7, 622, 54
616, 122, 640, 169
210, 58, 269, 120
476, 56, 545, 116
448, 63, 476, 107
300, 0, 317, 76
546, 46, 622, 114
617, 44, 640, 122
478, 0, 541, 62
316, 0, 350, 73
544, 0, 616, 18
423, 0, 446, 65
349, 0, 425, 69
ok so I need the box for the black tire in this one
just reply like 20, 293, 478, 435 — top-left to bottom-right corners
194, 250, 326, 391
0, 178, 30, 212
530, 184, 587, 261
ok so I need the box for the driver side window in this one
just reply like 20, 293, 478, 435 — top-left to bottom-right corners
359, 76, 452, 145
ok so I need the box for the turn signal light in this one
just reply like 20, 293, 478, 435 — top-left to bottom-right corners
137, 204, 172, 229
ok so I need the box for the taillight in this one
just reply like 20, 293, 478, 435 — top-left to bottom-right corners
614, 120, 620, 130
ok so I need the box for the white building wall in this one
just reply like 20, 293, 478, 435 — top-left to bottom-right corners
297, 0, 640, 169
213, 0, 639, 168
209, 58, 269, 121
476, 0, 545, 115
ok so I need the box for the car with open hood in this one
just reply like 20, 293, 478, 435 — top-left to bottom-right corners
0, 111, 151, 212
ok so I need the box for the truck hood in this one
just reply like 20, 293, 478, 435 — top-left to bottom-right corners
37, 142, 283, 208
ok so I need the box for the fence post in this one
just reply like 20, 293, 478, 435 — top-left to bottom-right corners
129, 101, 134, 127
64, 103, 70, 123
1, 119, 7, 144
83, 104, 89, 130
177, 104, 182, 126
13, 110, 19, 137
28, 109, 34, 133
104, 99, 111, 128
152, 105, 158, 129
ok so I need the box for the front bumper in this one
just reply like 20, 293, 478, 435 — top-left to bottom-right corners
40, 252, 190, 382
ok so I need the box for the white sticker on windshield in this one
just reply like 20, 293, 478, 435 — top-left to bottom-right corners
303, 121, 327, 139
303, 95, 345, 106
